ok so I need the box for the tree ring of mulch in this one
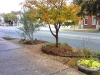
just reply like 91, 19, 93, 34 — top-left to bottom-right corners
41, 44, 82, 57
19, 39, 48, 45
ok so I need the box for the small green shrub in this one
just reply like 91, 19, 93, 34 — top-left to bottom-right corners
63, 42, 68, 46
83, 48, 92, 58
87, 49, 91, 55
58, 42, 61, 45
50, 42, 55, 45
46, 42, 69, 47
3, 36, 12, 40
46, 43, 51, 47
96, 51, 100, 57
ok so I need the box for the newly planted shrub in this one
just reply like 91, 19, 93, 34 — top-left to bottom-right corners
96, 51, 100, 60
18, 13, 40, 44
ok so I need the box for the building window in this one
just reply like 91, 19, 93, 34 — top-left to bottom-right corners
84, 16, 88, 25
92, 16, 96, 25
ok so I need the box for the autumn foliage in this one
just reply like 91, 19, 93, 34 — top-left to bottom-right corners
22, 0, 81, 47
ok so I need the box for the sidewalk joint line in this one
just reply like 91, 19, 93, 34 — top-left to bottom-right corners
49, 68, 68, 75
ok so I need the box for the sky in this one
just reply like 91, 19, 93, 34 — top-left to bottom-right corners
67, 0, 73, 5
0, 0, 72, 13
0, 0, 24, 13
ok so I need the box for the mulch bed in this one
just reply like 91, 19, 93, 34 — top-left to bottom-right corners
19, 39, 83, 57
21, 40, 83, 57
41, 44, 83, 57
19, 39, 48, 45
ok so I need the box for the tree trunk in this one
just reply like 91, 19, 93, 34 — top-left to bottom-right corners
48, 24, 60, 48
55, 34, 58, 47
55, 23, 61, 47
55, 25, 59, 47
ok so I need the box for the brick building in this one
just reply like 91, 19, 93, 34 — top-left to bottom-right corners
81, 15, 100, 29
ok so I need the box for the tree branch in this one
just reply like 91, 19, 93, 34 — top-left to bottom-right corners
61, 0, 64, 8
49, 0, 58, 8
58, 22, 61, 31
49, 25, 56, 37
55, 22, 61, 32
54, 24, 57, 30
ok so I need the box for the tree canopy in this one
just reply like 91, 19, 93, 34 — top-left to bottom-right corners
73, 0, 100, 18
22, 0, 81, 47
3, 13, 18, 23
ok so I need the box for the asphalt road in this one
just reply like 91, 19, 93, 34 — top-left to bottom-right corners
0, 26, 100, 52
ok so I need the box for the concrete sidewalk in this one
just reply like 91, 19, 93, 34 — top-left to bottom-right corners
0, 38, 86, 75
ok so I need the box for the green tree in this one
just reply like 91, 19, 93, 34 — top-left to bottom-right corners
73, 0, 84, 5
73, 0, 100, 18
3, 14, 9, 23
23, 0, 81, 47
3, 13, 18, 23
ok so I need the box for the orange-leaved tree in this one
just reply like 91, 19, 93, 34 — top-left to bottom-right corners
23, 0, 81, 47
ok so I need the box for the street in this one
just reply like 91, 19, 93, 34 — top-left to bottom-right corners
0, 26, 100, 52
